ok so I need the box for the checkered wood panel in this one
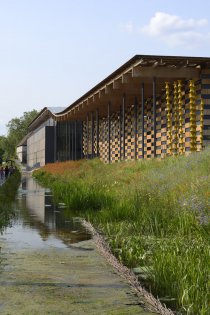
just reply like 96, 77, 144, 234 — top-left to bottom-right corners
82, 121, 87, 156
99, 117, 109, 163
137, 103, 143, 158
184, 80, 190, 153
81, 77, 206, 163
155, 98, 162, 158
195, 80, 202, 151
160, 95, 167, 158
124, 106, 135, 160
201, 69, 210, 146
93, 121, 97, 156
144, 100, 154, 159
82, 120, 92, 156
110, 111, 121, 162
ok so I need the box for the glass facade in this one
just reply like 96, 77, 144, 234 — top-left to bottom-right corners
56, 121, 82, 161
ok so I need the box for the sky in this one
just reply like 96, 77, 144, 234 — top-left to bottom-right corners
1, 0, 210, 135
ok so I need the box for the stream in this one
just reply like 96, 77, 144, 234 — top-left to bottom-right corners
0, 174, 153, 315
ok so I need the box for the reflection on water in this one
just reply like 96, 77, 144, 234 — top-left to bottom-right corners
3, 175, 91, 250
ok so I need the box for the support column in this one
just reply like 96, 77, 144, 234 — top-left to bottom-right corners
74, 121, 77, 160
119, 105, 122, 160
86, 113, 89, 159
68, 121, 71, 160
69, 121, 71, 160
91, 112, 94, 159
134, 96, 138, 160
56, 121, 59, 161
153, 77, 157, 158
65, 121, 68, 161
108, 102, 111, 163
81, 122, 84, 159
71, 121, 74, 160
96, 109, 99, 157
122, 94, 125, 160
54, 120, 57, 162
141, 83, 145, 159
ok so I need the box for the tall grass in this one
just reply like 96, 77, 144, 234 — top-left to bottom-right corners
34, 150, 210, 315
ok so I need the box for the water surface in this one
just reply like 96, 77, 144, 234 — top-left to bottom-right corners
3, 175, 91, 250
0, 175, 153, 315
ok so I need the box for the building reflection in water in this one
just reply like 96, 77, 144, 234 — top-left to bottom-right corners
21, 176, 91, 245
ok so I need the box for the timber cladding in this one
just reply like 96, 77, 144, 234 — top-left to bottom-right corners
24, 55, 210, 168
201, 69, 210, 144
82, 73, 209, 163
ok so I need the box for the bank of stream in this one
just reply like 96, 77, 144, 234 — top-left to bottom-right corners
0, 174, 154, 315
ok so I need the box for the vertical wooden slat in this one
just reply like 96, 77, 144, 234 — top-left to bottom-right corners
122, 94, 125, 160
74, 121, 77, 160
81, 121, 84, 159
71, 121, 74, 160
119, 105, 122, 160
153, 77, 157, 157
69, 121, 71, 160
65, 121, 68, 161
108, 102, 111, 163
96, 109, 99, 157
91, 112, 94, 159
54, 120, 57, 162
134, 96, 138, 159
141, 83, 145, 159
86, 113, 89, 159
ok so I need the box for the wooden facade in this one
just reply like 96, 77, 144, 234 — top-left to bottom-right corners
27, 55, 210, 164
80, 77, 207, 162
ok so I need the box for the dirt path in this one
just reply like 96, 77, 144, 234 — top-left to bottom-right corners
0, 235, 154, 315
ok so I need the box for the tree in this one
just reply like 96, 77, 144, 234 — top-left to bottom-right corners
0, 136, 6, 163
1, 110, 38, 159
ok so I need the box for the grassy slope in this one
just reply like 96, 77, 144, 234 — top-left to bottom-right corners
33, 150, 210, 315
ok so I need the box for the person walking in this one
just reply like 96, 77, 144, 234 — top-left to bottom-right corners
0, 167, 4, 180
4, 165, 9, 179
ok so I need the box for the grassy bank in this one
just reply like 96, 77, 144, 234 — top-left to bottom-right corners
33, 151, 210, 315
0, 171, 21, 231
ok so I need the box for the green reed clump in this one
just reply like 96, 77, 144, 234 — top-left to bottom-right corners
152, 236, 209, 314
102, 218, 209, 314
52, 180, 115, 211
34, 170, 115, 212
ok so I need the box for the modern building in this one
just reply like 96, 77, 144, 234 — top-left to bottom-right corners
22, 55, 210, 167
16, 134, 30, 164
26, 107, 65, 169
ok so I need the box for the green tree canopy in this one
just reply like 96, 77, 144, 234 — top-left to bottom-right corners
0, 110, 38, 159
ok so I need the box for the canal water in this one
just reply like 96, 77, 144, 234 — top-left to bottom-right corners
0, 175, 152, 315
3, 175, 91, 250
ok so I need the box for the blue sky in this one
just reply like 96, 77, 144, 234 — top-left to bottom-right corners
1, 0, 210, 135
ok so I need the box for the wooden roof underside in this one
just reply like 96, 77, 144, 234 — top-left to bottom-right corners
29, 55, 210, 129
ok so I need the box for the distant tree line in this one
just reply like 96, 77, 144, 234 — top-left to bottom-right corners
0, 110, 38, 161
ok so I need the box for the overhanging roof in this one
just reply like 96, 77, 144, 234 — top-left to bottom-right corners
28, 107, 66, 132
52, 54, 210, 121
17, 132, 32, 147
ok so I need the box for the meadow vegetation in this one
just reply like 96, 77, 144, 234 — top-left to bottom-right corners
33, 150, 210, 315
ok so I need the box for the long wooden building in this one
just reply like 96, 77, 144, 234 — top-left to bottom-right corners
25, 55, 210, 167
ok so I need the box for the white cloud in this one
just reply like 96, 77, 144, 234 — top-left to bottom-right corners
141, 12, 208, 36
140, 12, 210, 49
